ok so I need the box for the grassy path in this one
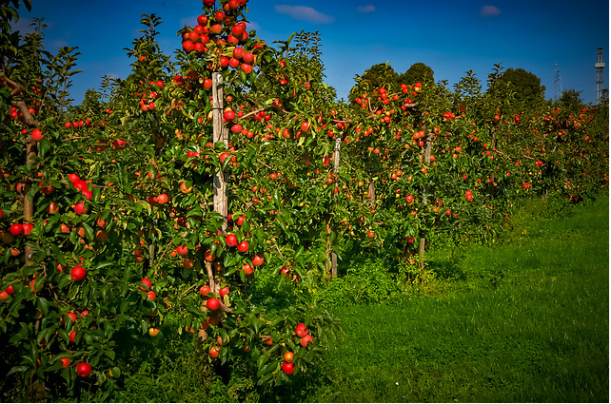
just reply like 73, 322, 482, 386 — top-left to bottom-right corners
308, 196, 609, 402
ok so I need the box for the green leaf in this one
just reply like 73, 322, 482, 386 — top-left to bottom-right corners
39, 138, 51, 156
93, 261, 114, 270
7, 366, 28, 376
257, 353, 269, 369
36, 297, 49, 316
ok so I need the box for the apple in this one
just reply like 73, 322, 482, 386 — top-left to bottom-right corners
60, 358, 70, 368
252, 254, 264, 266
225, 233, 237, 247
233, 47, 244, 59
180, 181, 193, 194
209, 346, 219, 358
242, 263, 253, 274
112, 139, 126, 150
5, 285, 14, 295
65, 312, 77, 323
241, 63, 253, 74
70, 266, 86, 282
219, 286, 229, 297
200, 285, 211, 296
9, 223, 23, 236
237, 216, 246, 226
295, 323, 308, 338
176, 245, 189, 255
140, 278, 152, 291
231, 24, 245, 36
300, 334, 313, 347
31, 128, 43, 141
76, 363, 92, 378
237, 240, 249, 253
157, 194, 169, 205
0, 291, 9, 300
220, 152, 231, 164
148, 327, 160, 337
242, 51, 254, 64
182, 40, 195, 52
74, 202, 87, 215
146, 291, 156, 300
281, 362, 295, 375
206, 298, 220, 310
203, 250, 216, 262
283, 351, 294, 363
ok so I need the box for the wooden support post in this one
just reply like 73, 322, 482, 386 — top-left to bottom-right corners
331, 136, 341, 278
419, 132, 432, 271
212, 72, 228, 232
210, 72, 228, 294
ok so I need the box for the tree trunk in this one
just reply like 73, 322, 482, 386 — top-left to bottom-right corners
368, 178, 375, 207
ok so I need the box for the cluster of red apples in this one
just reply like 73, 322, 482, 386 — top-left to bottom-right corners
181, 0, 261, 73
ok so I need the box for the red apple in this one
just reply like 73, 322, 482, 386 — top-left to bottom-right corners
206, 298, 220, 310
252, 254, 264, 266
9, 223, 23, 236
237, 241, 249, 253
296, 323, 309, 338
225, 233, 237, 247
140, 278, 152, 291
300, 334, 313, 347
282, 362, 295, 375
70, 266, 86, 281
31, 128, 44, 141
76, 362, 92, 378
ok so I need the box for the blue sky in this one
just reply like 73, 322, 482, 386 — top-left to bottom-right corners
12, 0, 610, 105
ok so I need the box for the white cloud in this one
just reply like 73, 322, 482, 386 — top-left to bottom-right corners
246, 20, 261, 31
274, 5, 335, 24
179, 15, 197, 27
357, 5, 375, 13
9, 17, 36, 35
51, 39, 69, 49
481, 5, 501, 17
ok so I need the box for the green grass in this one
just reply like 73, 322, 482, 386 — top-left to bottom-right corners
304, 195, 609, 403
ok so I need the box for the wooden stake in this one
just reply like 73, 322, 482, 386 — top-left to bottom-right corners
419, 132, 432, 271
212, 72, 228, 231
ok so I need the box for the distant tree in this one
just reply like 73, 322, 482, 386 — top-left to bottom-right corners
557, 89, 585, 114
599, 89, 608, 106
349, 62, 399, 101
453, 70, 482, 112
493, 67, 546, 113
398, 62, 434, 86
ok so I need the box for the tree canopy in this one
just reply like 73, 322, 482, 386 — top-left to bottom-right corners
349, 62, 399, 100
493, 67, 546, 113
398, 62, 435, 86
